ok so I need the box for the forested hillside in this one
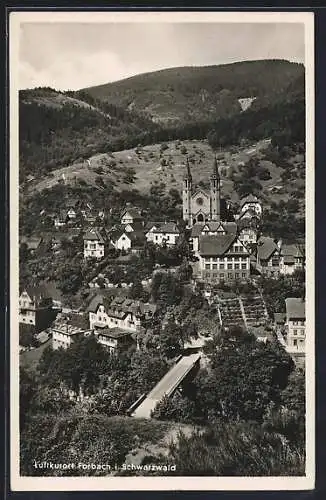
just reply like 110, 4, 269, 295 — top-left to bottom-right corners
84, 59, 304, 124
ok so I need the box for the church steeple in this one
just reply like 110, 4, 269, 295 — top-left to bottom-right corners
210, 154, 221, 221
211, 154, 220, 181
184, 157, 192, 182
183, 157, 193, 226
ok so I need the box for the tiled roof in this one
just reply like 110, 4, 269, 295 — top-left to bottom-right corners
199, 233, 237, 257
121, 208, 142, 219
281, 244, 305, 259
240, 194, 260, 207
98, 327, 133, 339
22, 285, 53, 301
191, 221, 237, 238
152, 222, 180, 234
123, 221, 144, 232
257, 237, 279, 261
83, 230, 104, 243
285, 298, 305, 319
110, 230, 131, 242
144, 221, 165, 231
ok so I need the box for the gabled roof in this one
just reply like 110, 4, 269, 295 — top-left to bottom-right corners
110, 230, 132, 242
83, 230, 105, 243
281, 244, 305, 259
199, 233, 238, 257
257, 237, 279, 261
152, 222, 180, 234
285, 298, 305, 319
240, 194, 260, 207
20, 285, 53, 302
191, 221, 237, 238
144, 221, 165, 231
123, 221, 144, 232
121, 208, 143, 219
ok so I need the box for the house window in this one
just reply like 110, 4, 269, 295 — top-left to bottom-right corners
293, 330, 297, 335
227, 263, 232, 270
235, 273, 240, 278
242, 272, 247, 278
212, 264, 218, 270
220, 263, 225, 270
293, 339, 298, 346
239, 246, 244, 252
220, 273, 224, 279
205, 264, 210, 270
235, 263, 240, 270
241, 263, 247, 269
228, 273, 233, 278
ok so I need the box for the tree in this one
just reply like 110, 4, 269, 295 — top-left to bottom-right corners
152, 392, 197, 423
129, 280, 148, 301
158, 320, 184, 359
195, 330, 295, 422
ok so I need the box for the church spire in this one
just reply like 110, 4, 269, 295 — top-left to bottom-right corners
211, 153, 220, 180
184, 157, 192, 182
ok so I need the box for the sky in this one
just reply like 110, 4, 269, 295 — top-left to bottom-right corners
18, 22, 305, 91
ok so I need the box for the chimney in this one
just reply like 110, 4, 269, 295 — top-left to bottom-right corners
277, 239, 282, 250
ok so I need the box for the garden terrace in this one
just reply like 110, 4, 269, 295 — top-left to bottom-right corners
240, 294, 269, 328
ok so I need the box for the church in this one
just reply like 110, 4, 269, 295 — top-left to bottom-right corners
182, 157, 228, 227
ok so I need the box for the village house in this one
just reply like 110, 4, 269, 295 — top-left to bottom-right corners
51, 313, 90, 350
19, 286, 58, 333
256, 236, 281, 277
279, 243, 305, 275
110, 230, 132, 251
285, 297, 305, 355
145, 222, 180, 247
196, 233, 251, 284
83, 230, 105, 259
65, 198, 80, 220
238, 194, 262, 218
54, 210, 68, 228
96, 328, 134, 354
120, 207, 143, 225
237, 218, 259, 246
87, 294, 157, 333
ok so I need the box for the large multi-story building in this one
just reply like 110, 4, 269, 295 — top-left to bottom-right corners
196, 233, 251, 284
285, 297, 305, 353
87, 295, 157, 333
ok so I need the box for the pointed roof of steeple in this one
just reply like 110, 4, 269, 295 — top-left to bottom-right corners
211, 154, 220, 179
184, 157, 192, 181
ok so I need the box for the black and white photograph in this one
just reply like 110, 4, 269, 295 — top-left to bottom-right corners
10, 11, 314, 491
